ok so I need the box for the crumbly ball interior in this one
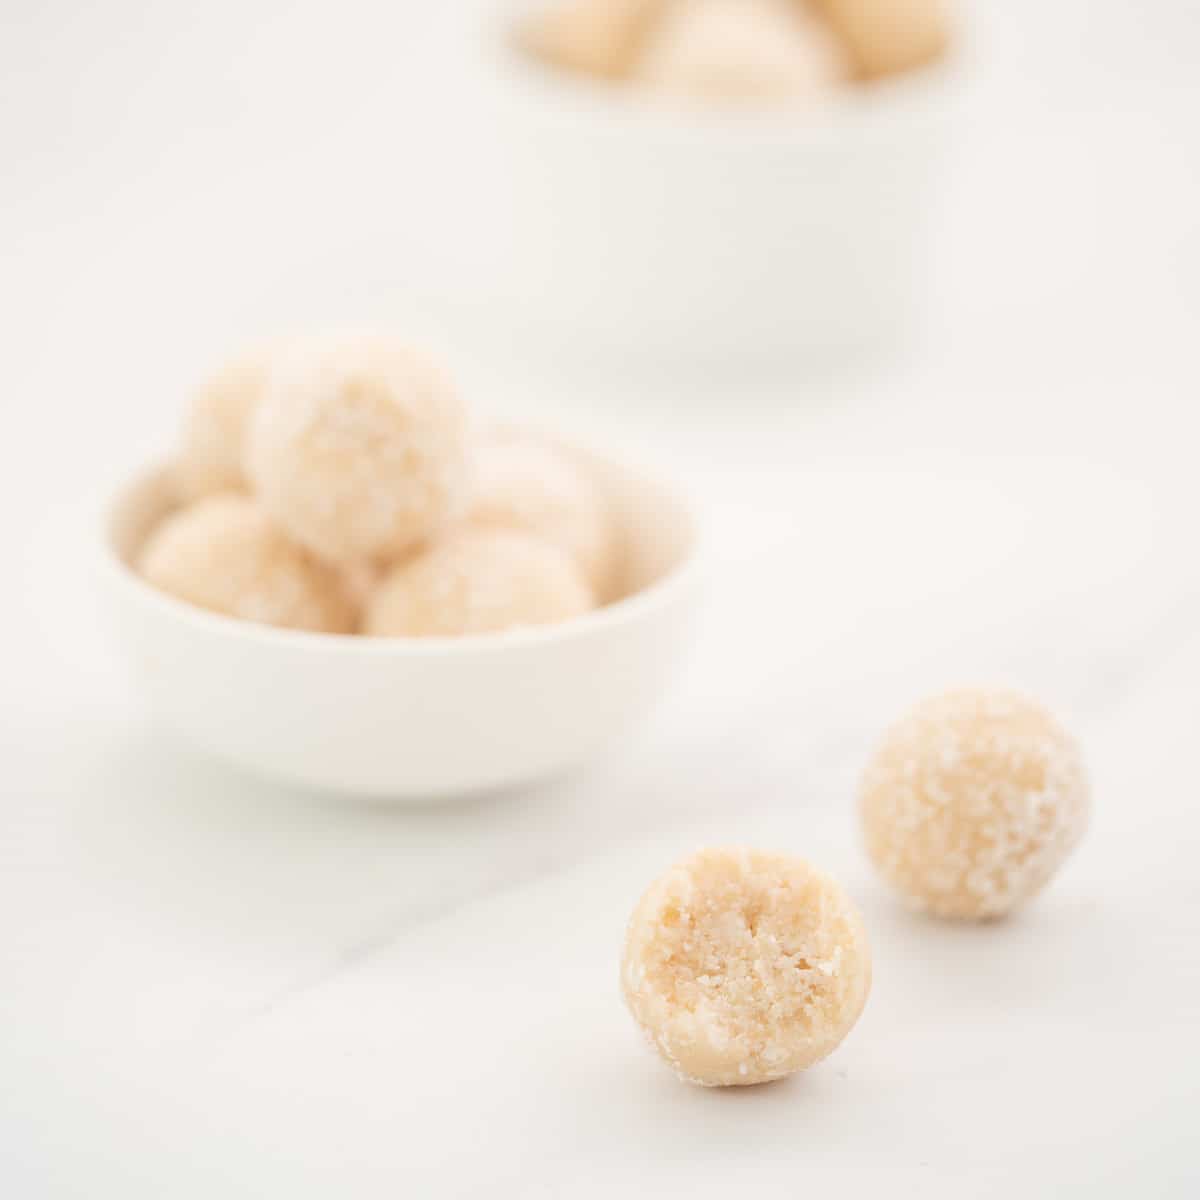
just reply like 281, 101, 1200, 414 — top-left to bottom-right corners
860, 688, 1090, 919
623, 848, 871, 1087
249, 337, 469, 563
365, 529, 595, 638
138, 494, 357, 634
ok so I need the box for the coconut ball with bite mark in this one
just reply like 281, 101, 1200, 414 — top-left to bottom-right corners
365, 528, 595, 638
466, 431, 620, 601
859, 688, 1090, 920
248, 335, 470, 564
138, 494, 358, 634
622, 847, 871, 1087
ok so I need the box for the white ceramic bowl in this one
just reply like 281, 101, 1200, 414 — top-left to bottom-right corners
431, 0, 962, 368
100, 443, 699, 800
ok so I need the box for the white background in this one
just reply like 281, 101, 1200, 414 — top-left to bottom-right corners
2, 1, 1199, 1196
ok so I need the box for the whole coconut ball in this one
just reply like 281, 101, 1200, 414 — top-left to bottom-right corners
622, 847, 871, 1087
860, 688, 1090, 920
340, 560, 382, 611
467, 432, 620, 601
519, 0, 666, 80
248, 336, 469, 564
138, 494, 357, 634
176, 351, 273, 500
811, 0, 949, 81
634, 0, 847, 103
364, 529, 594, 638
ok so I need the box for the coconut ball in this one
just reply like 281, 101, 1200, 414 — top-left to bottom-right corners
176, 351, 273, 500
634, 0, 847, 103
248, 336, 469, 564
340, 560, 382, 611
364, 529, 594, 638
466, 432, 620, 601
138, 494, 357, 633
811, 0, 949, 81
520, 0, 666, 80
860, 688, 1090, 920
622, 847, 871, 1087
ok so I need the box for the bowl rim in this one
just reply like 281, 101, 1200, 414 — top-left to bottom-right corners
100, 445, 702, 657
484, 0, 967, 145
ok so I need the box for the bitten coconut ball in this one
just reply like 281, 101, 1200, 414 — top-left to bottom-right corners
138, 494, 357, 633
466, 432, 620, 601
364, 529, 594, 638
248, 336, 469, 564
519, 0, 666, 80
860, 688, 1090, 920
622, 848, 871, 1087
811, 0, 949, 81
176, 351, 273, 500
634, 0, 847, 103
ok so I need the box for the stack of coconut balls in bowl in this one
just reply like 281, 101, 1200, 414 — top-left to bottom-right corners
518, 0, 950, 101
151, 337, 615, 636
103, 334, 698, 797
476, 0, 959, 369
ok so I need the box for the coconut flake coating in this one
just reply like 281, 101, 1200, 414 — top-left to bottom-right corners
467, 432, 620, 601
248, 336, 469, 564
177, 352, 273, 500
860, 688, 1090, 920
635, 0, 847, 103
364, 529, 594, 638
138, 494, 357, 633
622, 848, 871, 1087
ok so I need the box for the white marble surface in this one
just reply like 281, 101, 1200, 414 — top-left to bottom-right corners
3, 1, 1200, 1195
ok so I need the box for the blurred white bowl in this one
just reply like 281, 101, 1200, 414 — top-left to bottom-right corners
100, 441, 699, 800
447, 0, 961, 368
